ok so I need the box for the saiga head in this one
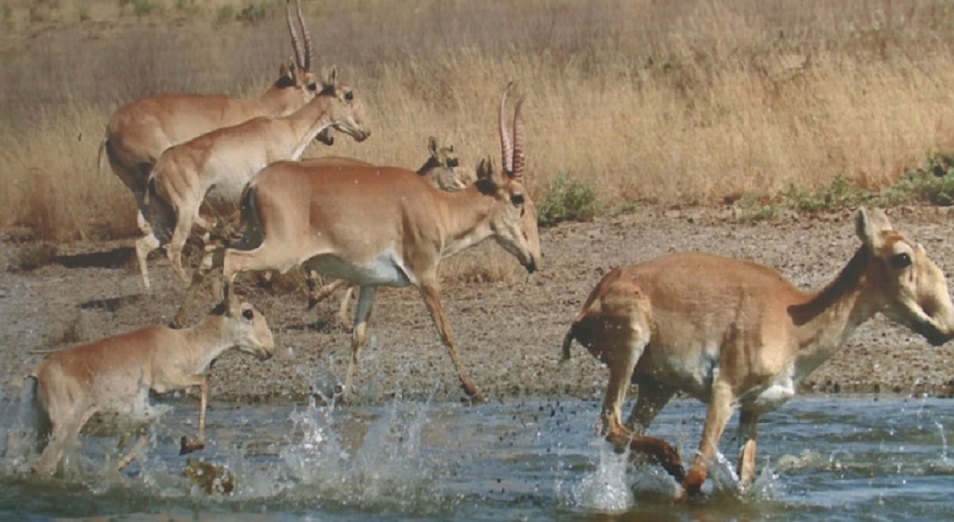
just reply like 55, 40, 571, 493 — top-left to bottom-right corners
476, 83, 542, 274
317, 65, 371, 144
220, 301, 276, 361
857, 207, 954, 346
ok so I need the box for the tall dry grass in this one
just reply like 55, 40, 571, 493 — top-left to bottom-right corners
3, 0, 954, 241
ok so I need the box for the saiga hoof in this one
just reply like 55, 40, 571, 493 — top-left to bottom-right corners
179, 435, 206, 455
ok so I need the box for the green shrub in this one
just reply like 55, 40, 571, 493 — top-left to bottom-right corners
780, 174, 871, 213
132, 0, 156, 17
538, 172, 600, 226
216, 5, 235, 24
735, 192, 780, 221
237, 2, 271, 23
174, 0, 200, 14
879, 154, 954, 206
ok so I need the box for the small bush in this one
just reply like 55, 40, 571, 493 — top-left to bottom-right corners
780, 174, 871, 213
538, 172, 600, 226
237, 2, 271, 23
174, 0, 200, 14
132, 0, 156, 17
735, 192, 780, 221
216, 5, 235, 24
879, 152, 954, 207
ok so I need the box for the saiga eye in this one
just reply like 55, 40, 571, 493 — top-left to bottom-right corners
890, 253, 911, 269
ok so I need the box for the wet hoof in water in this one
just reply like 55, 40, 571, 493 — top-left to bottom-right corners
179, 436, 205, 455
461, 382, 484, 404
183, 457, 235, 494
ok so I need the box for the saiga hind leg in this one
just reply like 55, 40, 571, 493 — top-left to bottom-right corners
597, 324, 685, 482
342, 286, 377, 403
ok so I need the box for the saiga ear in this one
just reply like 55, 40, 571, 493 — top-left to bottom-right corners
279, 59, 296, 80
428, 136, 439, 158
855, 207, 892, 250
476, 157, 507, 192
321, 65, 339, 89
223, 283, 241, 316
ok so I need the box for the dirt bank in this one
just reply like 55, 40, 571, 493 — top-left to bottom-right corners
2, 205, 953, 406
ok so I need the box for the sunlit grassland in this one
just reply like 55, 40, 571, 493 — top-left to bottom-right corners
3, 0, 954, 241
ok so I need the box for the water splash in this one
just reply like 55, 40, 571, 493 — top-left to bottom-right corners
280, 394, 347, 486
711, 449, 742, 496
277, 387, 446, 513
558, 439, 634, 514
0, 381, 40, 475
934, 421, 948, 461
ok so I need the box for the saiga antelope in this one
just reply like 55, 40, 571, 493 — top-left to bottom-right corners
562, 207, 954, 498
194, 84, 540, 402
304, 135, 467, 192
99, 0, 328, 238
303, 135, 468, 328
135, 69, 371, 290
30, 300, 275, 477
171, 136, 467, 328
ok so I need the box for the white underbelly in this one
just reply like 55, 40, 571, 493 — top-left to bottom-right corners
642, 346, 720, 401
303, 250, 414, 287
645, 351, 795, 412
738, 366, 796, 413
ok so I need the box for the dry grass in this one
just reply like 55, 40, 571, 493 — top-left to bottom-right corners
3, 0, 954, 240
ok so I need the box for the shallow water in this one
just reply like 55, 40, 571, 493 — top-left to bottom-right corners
1, 391, 952, 521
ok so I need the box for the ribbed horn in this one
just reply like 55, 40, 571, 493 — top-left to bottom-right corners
295, 0, 314, 71
512, 92, 527, 180
286, 0, 305, 69
499, 82, 514, 175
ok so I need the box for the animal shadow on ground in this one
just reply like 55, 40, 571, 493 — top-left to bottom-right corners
80, 294, 144, 313
53, 247, 135, 270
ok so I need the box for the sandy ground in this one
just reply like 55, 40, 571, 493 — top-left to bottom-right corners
2, 205, 953, 407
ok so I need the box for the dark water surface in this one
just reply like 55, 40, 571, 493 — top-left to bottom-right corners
1, 392, 952, 521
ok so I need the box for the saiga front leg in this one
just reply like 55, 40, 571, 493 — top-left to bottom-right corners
419, 279, 483, 402
682, 379, 736, 498
737, 409, 760, 490
180, 376, 208, 455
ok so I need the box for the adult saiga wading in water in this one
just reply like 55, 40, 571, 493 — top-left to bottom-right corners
562, 207, 954, 498
192, 83, 541, 403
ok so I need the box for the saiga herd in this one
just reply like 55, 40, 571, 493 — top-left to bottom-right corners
21, 0, 954, 503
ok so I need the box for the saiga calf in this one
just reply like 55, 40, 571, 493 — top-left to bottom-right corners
30, 300, 275, 476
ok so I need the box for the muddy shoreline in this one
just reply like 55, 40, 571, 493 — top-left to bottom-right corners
2, 206, 953, 406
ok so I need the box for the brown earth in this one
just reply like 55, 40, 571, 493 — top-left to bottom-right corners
2, 205, 954, 407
